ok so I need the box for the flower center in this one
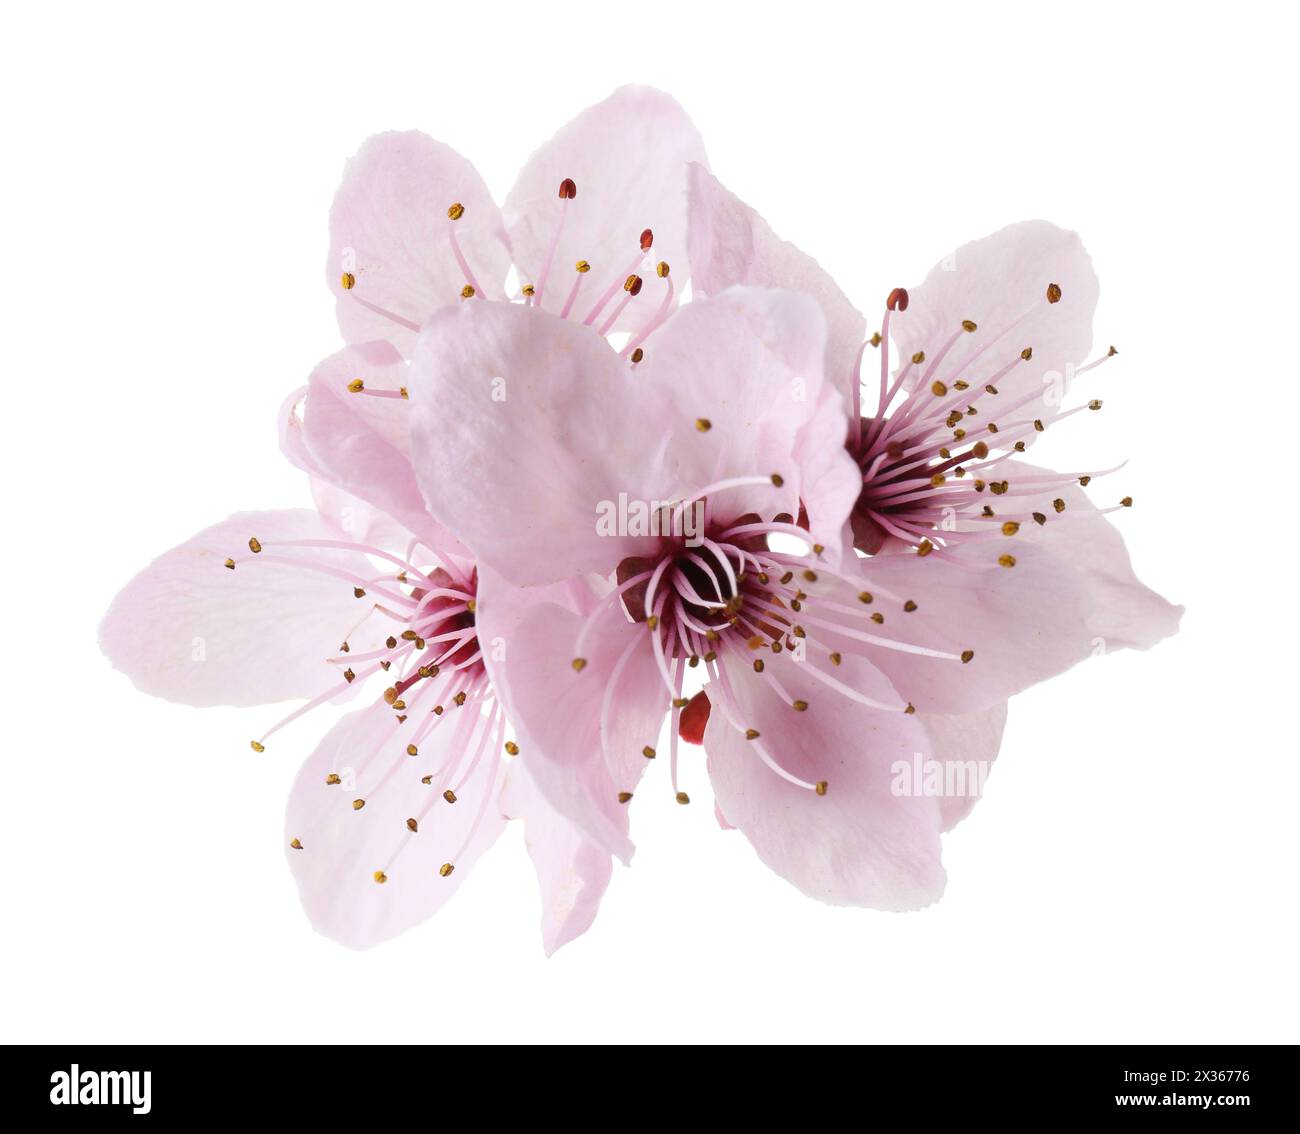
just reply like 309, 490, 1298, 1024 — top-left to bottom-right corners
225, 537, 489, 749
843, 284, 1128, 562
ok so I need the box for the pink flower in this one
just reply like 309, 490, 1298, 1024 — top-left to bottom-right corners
403, 285, 1040, 907
399, 181, 1183, 910
98, 491, 615, 952
685, 167, 1182, 792
98, 84, 710, 955
328, 85, 706, 360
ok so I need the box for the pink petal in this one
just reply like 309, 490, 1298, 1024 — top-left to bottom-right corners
475, 573, 667, 864
1001, 460, 1184, 651
328, 131, 512, 356
284, 698, 507, 949
281, 343, 441, 547
308, 480, 423, 556
792, 379, 860, 569
837, 540, 1095, 714
703, 649, 945, 909
639, 286, 858, 552
408, 301, 664, 586
687, 163, 867, 388
499, 757, 614, 956
918, 703, 1008, 832
100, 510, 387, 707
889, 221, 1099, 434
504, 86, 706, 328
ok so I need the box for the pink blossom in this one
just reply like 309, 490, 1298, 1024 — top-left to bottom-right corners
97, 84, 711, 954
328, 85, 706, 359
685, 166, 1182, 793
404, 286, 1056, 907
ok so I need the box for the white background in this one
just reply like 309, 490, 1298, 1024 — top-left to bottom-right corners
4, 1, 1296, 1044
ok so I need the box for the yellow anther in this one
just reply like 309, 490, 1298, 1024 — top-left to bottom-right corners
340, 271, 355, 290
447, 202, 465, 220
290, 837, 303, 849
374, 870, 388, 883
439, 862, 455, 877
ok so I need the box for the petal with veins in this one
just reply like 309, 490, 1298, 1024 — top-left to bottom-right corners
328, 131, 511, 355
918, 702, 1008, 832
687, 163, 868, 387
997, 460, 1184, 651
505, 86, 706, 327
100, 510, 387, 708
475, 577, 667, 865
285, 698, 507, 949
408, 301, 666, 586
888, 220, 1099, 435
705, 648, 944, 909
500, 756, 614, 956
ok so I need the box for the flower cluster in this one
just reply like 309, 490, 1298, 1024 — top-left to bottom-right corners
101, 88, 1181, 952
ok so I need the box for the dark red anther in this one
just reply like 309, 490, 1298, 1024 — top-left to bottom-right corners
558, 178, 577, 200
640, 228, 654, 251
678, 690, 711, 745
887, 287, 909, 312
625, 274, 644, 296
